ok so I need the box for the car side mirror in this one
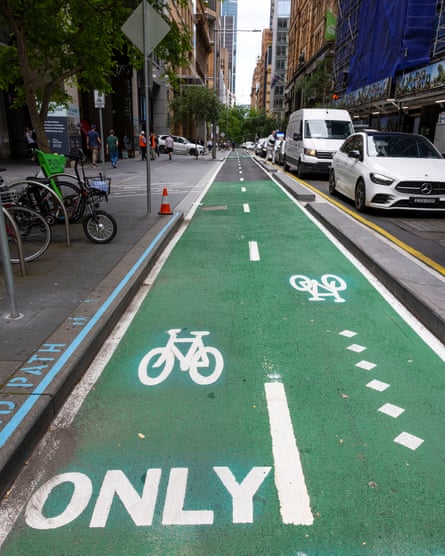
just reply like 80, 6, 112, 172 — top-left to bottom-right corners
349, 149, 362, 160
293, 132, 302, 141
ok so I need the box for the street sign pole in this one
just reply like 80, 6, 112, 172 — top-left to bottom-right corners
94, 90, 106, 179
143, 0, 151, 214
122, 0, 170, 215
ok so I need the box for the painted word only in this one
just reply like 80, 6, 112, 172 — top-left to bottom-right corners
25, 466, 271, 530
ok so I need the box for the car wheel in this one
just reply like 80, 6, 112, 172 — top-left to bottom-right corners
283, 156, 289, 171
355, 179, 366, 211
297, 160, 305, 179
328, 170, 337, 195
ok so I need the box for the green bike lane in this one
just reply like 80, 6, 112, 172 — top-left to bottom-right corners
2, 154, 445, 554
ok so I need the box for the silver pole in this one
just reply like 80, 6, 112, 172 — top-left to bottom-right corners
212, 25, 217, 160
143, 0, 151, 213
98, 107, 106, 178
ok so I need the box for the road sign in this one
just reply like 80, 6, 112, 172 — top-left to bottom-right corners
94, 90, 105, 109
121, 0, 170, 56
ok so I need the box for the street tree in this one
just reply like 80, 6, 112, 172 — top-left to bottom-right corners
169, 86, 222, 157
0, 0, 191, 152
240, 108, 277, 141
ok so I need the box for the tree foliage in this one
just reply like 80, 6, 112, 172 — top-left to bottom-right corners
226, 107, 278, 143
169, 86, 222, 152
0, 0, 191, 151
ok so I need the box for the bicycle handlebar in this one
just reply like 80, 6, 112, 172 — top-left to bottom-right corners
67, 149, 86, 163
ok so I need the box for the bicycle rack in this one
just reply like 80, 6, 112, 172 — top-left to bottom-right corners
9, 179, 71, 248
2, 206, 26, 275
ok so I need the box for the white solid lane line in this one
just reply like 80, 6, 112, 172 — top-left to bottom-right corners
264, 382, 313, 525
248, 241, 260, 261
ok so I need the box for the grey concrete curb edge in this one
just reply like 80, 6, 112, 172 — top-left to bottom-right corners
0, 212, 184, 498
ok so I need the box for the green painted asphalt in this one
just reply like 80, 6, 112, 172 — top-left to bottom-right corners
2, 165, 445, 555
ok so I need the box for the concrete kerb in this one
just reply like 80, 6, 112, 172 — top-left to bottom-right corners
0, 211, 183, 498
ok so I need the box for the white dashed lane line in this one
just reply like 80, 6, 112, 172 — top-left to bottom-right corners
339, 329, 425, 451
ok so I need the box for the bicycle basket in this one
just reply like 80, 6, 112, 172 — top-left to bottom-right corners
87, 177, 111, 195
36, 151, 67, 177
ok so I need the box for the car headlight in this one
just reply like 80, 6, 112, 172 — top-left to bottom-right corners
304, 148, 317, 157
370, 172, 394, 186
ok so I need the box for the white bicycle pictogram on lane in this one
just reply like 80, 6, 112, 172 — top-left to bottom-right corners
289, 273, 347, 303
138, 328, 224, 386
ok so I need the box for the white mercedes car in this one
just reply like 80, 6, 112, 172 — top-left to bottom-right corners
329, 131, 445, 211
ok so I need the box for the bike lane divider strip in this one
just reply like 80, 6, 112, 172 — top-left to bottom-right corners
2, 175, 445, 554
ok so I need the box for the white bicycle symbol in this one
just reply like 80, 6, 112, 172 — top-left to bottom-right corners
289, 273, 347, 302
138, 328, 224, 386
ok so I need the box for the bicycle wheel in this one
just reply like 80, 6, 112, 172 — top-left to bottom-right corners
138, 348, 175, 385
5, 206, 51, 262
189, 347, 224, 385
83, 210, 117, 243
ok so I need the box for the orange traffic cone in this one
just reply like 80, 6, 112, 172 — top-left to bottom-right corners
158, 187, 173, 215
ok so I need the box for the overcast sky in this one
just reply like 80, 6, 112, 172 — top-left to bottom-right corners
235, 0, 271, 105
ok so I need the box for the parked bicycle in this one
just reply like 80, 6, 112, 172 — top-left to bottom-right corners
52, 149, 117, 243
2, 149, 117, 243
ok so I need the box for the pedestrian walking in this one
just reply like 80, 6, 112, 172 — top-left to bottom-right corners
24, 126, 37, 160
165, 134, 174, 160
150, 132, 157, 160
86, 124, 101, 167
106, 129, 119, 168
139, 131, 147, 160
267, 130, 277, 163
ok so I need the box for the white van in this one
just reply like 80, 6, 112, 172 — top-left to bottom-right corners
284, 108, 353, 177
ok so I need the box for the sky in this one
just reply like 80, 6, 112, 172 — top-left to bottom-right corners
235, 0, 271, 105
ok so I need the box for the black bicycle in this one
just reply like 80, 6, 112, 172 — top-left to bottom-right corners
57, 150, 117, 243
4, 149, 117, 243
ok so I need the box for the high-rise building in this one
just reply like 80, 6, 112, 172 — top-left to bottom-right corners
221, 0, 238, 96
269, 0, 290, 120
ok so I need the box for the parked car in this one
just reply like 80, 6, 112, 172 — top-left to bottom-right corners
242, 141, 255, 150
158, 135, 205, 156
329, 130, 445, 211
284, 108, 353, 177
255, 138, 267, 158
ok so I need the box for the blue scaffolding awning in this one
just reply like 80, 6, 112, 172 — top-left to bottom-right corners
346, 0, 436, 92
